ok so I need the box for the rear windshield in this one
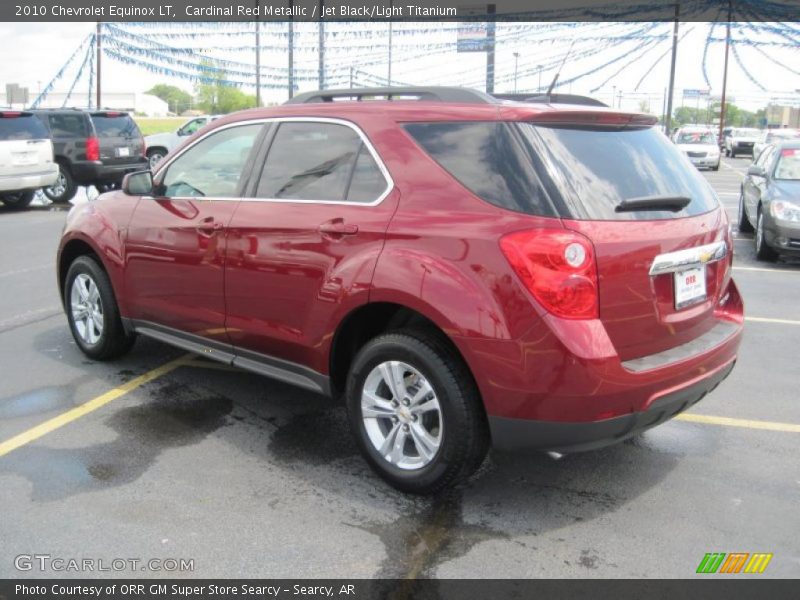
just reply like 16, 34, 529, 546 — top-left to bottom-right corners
404, 121, 718, 221
46, 113, 89, 138
0, 114, 50, 141
91, 113, 140, 139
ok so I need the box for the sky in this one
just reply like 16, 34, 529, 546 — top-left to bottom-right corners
1, 21, 798, 113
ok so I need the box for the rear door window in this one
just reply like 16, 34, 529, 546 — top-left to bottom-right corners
0, 113, 49, 141
256, 121, 387, 203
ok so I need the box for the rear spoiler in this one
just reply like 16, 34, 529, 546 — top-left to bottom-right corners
528, 110, 658, 129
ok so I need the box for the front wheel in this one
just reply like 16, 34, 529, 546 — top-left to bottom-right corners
1, 191, 35, 209
755, 209, 778, 262
65, 256, 136, 360
147, 149, 166, 169
345, 329, 489, 494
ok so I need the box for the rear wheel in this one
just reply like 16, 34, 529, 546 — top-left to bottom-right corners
345, 329, 489, 494
737, 190, 754, 233
1, 191, 35, 210
755, 208, 778, 262
43, 164, 77, 204
65, 256, 136, 360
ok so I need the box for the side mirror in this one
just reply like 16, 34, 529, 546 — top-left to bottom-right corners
747, 165, 766, 178
122, 170, 154, 196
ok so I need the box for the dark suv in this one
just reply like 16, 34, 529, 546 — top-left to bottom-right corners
57, 87, 744, 494
32, 109, 147, 203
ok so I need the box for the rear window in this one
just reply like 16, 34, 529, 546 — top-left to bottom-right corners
405, 121, 718, 221
91, 113, 140, 138
523, 124, 719, 220
0, 113, 49, 141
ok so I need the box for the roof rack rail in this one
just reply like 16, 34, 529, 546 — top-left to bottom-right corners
493, 93, 608, 107
285, 86, 498, 105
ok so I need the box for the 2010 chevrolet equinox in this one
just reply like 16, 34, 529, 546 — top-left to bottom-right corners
58, 87, 743, 494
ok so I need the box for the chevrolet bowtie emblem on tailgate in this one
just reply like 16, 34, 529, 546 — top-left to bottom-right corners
649, 240, 728, 276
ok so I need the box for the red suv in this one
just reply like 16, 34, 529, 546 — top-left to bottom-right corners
57, 87, 743, 494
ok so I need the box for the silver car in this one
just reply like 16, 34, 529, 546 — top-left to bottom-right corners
144, 115, 220, 168
753, 128, 800, 162
725, 127, 761, 158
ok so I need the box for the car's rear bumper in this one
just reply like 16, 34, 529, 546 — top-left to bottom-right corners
489, 358, 735, 452
454, 278, 744, 451
71, 158, 148, 185
0, 166, 58, 192
688, 156, 720, 168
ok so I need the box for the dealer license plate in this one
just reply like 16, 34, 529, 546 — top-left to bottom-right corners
674, 266, 707, 309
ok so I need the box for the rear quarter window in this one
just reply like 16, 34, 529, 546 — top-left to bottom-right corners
91, 114, 141, 138
47, 113, 89, 138
0, 114, 50, 141
403, 122, 557, 217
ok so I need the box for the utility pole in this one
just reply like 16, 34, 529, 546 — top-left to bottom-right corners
387, 0, 393, 86
485, 4, 496, 94
349, 66, 354, 89
513, 52, 520, 93
288, 0, 294, 99
318, 0, 325, 89
718, 0, 732, 142
96, 22, 102, 109
537, 64, 542, 92
664, 2, 680, 135
255, 1, 261, 107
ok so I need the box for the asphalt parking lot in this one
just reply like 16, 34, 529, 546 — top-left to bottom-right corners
1, 156, 798, 579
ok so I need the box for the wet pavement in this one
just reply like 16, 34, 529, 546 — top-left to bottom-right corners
0, 157, 798, 578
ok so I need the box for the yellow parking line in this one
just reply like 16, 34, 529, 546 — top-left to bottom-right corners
676, 413, 800, 433
0, 356, 188, 458
746, 316, 800, 325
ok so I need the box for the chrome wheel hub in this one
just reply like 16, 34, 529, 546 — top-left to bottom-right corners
149, 153, 164, 169
361, 361, 442, 470
70, 274, 104, 345
49, 172, 66, 197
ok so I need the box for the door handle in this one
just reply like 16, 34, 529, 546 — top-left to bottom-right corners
319, 219, 358, 236
197, 216, 223, 232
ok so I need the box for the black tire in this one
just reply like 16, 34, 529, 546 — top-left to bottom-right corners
730, 149, 736, 158
43, 163, 77, 204
147, 148, 166, 169
1, 191, 35, 210
711, 162, 720, 171
755, 208, 778, 262
345, 329, 489, 494
95, 182, 120, 194
737, 190, 754, 233
64, 256, 136, 360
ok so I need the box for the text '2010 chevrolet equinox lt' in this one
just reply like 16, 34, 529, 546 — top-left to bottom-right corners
58, 87, 743, 494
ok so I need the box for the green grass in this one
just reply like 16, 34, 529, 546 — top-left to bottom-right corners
135, 117, 185, 136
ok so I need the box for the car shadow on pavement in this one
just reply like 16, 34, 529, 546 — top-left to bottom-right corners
11, 324, 697, 578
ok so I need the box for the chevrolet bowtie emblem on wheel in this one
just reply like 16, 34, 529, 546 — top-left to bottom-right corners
696, 552, 773, 574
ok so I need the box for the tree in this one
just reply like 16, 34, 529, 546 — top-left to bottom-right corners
194, 60, 257, 114
146, 84, 193, 115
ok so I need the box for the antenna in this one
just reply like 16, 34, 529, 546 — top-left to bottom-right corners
545, 39, 576, 98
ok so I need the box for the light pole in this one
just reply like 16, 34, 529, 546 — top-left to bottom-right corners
513, 52, 520, 93
537, 64, 543, 92
612, 85, 616, 107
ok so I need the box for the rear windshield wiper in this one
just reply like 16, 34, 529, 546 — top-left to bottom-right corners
615, 195, 691, 213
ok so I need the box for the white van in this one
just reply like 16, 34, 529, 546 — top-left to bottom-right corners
0, 111, 58, 209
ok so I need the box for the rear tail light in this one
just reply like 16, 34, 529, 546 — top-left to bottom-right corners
0, 111, 23, 118
86, 136, 100, 161
500, 228, 599, 319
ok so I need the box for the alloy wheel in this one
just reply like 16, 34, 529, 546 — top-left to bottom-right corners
360, 360, 443, 470
70, 273, 104, 345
